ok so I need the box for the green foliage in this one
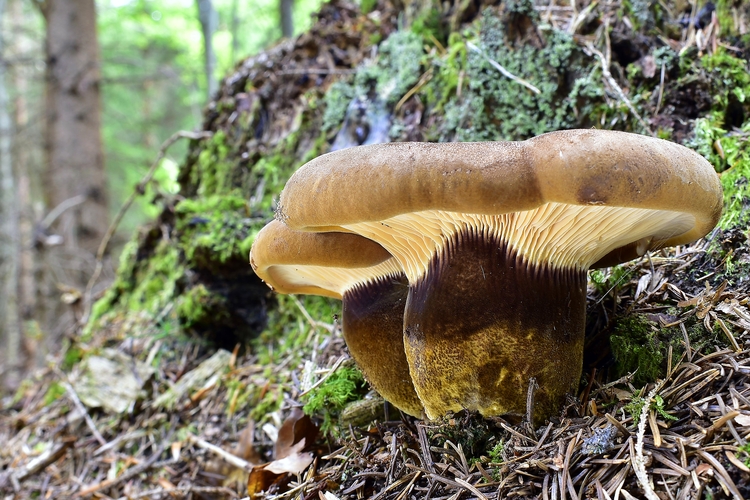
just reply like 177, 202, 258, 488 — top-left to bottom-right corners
301, 366, 367, 433
43, 382, 66, 407
589, 265, 631, 296
190, 131, 235, 197
441, 11, 606, 141
487, 440, 505, 463
61, 343, 84, 372
610, 315, 664, 385
623, 392, 645, 424
739, 442, 750, 467
624, 391, 676, 425
247, 294, 339, 424
422, 33, 468, 114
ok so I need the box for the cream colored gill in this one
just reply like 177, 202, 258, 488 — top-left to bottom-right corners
343, 202, 695, 282
267, 258, 403, 297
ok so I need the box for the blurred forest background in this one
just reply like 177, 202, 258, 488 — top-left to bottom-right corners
0, 0, 323, 390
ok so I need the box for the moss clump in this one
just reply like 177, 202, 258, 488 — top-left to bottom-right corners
320, 29, 425, 140
176, 284, 229, 329
439, 8, 606, 141
322, 81, 358, 132
174, 195, 256, 271
301, 366, 367, 433
358, 30, 425, 104
610, 315, 665, 385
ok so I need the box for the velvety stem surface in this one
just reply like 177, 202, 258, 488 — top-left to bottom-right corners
403, 229, 587, 422
343, 274, 424, 417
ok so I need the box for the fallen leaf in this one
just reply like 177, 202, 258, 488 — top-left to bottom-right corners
274, 407, 318, 460
266, 439, 313, 474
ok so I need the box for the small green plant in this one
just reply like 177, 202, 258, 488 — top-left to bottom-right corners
738, 442, 750, 467
487, 440, 504, 463
43, 381, 66, 407
624, 391, 677, 425
301, 366, 367, 433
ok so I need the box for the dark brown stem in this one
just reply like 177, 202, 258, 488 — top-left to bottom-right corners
403, 228, 587, 423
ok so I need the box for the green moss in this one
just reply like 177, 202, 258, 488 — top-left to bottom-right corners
440, 10, 607, 141
358, 30, 425, 104
411, 8, 448, 46
301, 366, 367, 433
176, 284, 229, 328
322, 81, 358, 132
190, 130, 234, 197
610, 315, 665, 385
175, 194, 257, 270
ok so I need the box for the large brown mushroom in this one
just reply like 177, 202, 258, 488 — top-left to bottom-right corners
250, 220, 423, 417
276, 129, 723, 422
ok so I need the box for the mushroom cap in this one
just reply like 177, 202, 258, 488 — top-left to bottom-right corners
250, 220, 400, 299
278, 129, 722, 267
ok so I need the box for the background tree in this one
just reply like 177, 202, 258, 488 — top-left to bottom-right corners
0, 0, 22, 389
280, 0, 293, 37
197, 0, 218, 98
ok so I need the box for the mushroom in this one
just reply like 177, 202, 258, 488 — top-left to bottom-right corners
250, 220, 424, 417
276, 129, 723, 422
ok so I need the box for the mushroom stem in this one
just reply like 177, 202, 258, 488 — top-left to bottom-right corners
343, 274, 424, 417
402, 228, 586, 423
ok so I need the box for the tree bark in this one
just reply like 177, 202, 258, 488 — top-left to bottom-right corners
280, 0, 294, 38
0, 0, 22, 390
197, 0, 218, 98
43, 0, 107, 259
42, 0, 108, 341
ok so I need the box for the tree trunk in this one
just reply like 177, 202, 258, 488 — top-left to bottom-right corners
197, 0, 218, 99
42, 0, 108, 340
0, 0, 22, 390
280, 0, 294, 38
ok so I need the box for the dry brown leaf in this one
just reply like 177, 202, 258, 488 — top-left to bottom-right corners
265, 439, 313, 474
274, 407, 318, 460
246, 410, 319, 499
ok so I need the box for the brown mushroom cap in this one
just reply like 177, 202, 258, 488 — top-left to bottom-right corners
278, 129, 722, 267
250, 220, 398, 299
275, 129, 723, 422
250, 220, 423, 417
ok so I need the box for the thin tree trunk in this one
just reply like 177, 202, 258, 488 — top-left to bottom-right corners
280, 0, 294, 38
42, 0, 108, 340
230, 0, 239, 63
197, 0, 218, 98
0, 0, 22, 390
11, 0, 39, 373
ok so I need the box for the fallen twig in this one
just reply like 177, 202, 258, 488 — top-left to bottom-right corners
466, 41, 541, 94
584, 42, 654, 136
